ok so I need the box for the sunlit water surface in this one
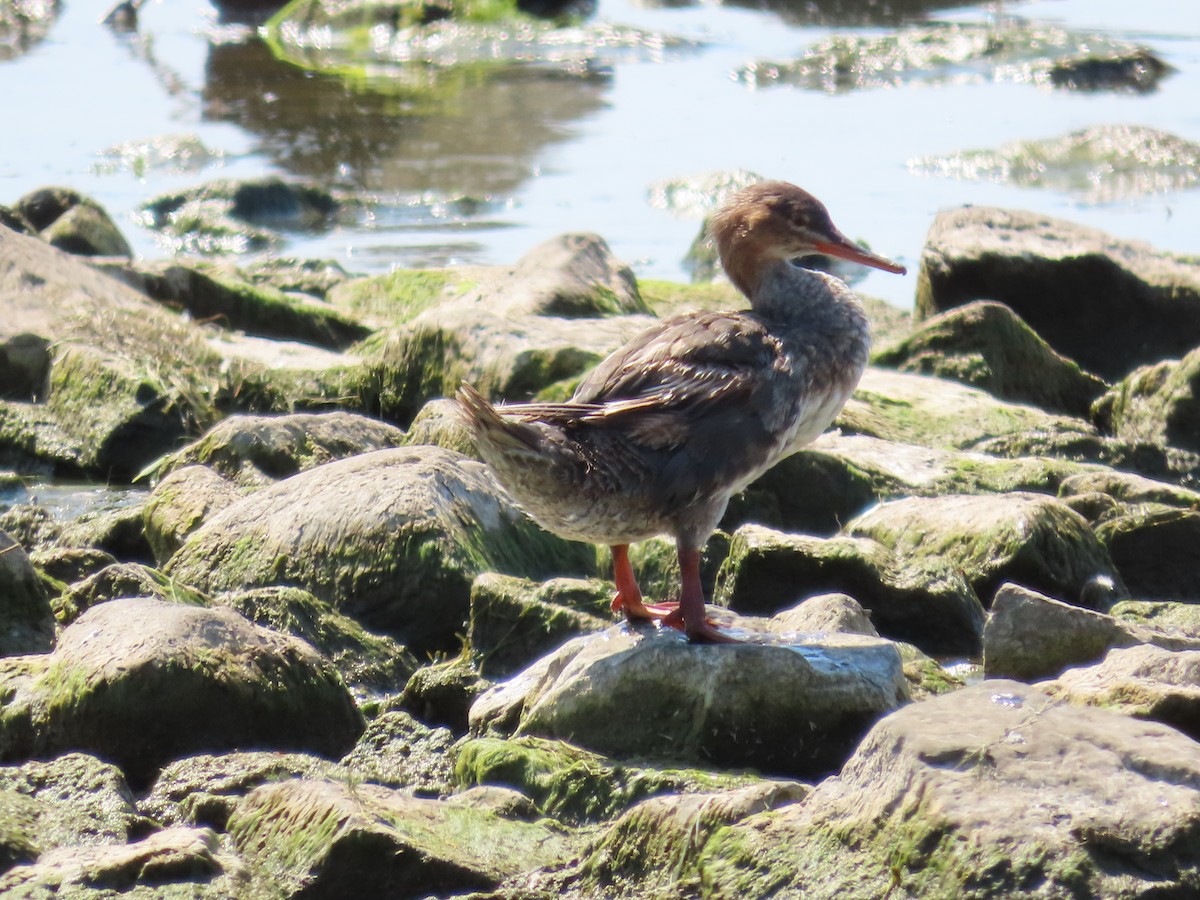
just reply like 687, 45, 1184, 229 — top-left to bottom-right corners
0, 0, 1197, 312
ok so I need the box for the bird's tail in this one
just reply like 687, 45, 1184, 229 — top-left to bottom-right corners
455, 383, 543, 453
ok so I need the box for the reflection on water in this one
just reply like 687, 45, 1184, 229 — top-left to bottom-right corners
0, 0, 1196, 309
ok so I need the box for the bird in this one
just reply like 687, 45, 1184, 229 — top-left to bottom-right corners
456, 181, 906, 642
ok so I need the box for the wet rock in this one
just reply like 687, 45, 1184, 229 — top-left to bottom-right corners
15, 186, 131, 257
397, 655, 493, 734
164, 446, 597, 654
360, 233, 653, 422
0, 825, 246, 895
239, 256, 352, 300
455, 735, 781, 825
916, 206, 1200, 381
1047, 644, 1200, 740
872, 300, 1107, 417
92, 133, 227, 178
340, 710, 456, 795
469, 625, 907, 779
0, 0, 60, 61
0, 597, 363, 787
1093, 344, 1200, 453
1094, 507, 1200, 601
694, 681, 1200, 898
153, 410, 405, 487
143, 465, 243, 563
1049, 50, 1172, 93
714, 524, 984, 657
0, 753, 140, 863
0, 530, 54, 656
227, 777, 574, 897
468, 573, 611, 677
909, 125, 1200, 203
103, 260, 371, 349
142, 751, 338, 830
983, 582, 1200, 681
847, 492, 1125, 610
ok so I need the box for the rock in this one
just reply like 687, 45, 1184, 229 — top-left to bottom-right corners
872, 300, 1107, 417
916, 206, 1200, 381
846, 492, 1125, 610
1094, 507, 1200, 601
103, 260, 371, 350
0, 333, 50, 402
0, 598, 363, 787
1057, 468, 1200, 508
1093, 344, 1200, 453
361, 233, 654, 422
469, 625, 908, 779
768, 592, 878, 637
143, 465, 243, 563
0, 825, 246, 896
454, 735, 778, 825
15, 187, 131, 257
561, 781, 807, 897
468, 573, 611, 678
694, 681, 1200, 898
340, 710, 456, 796
397, 655, 493, 734
226, 585, 419, 698
840, 367, 1095, 451
27, 546, 117, 587
164, 446, 597, 654
1111, 599, 1200, 635
54, 561, 210, 625
0, 530, 55, 656
1047, 644, 1200, 740
142, 751, 338, 831
738, 21, 1170, 95
714, 524, 984, 657
153, 410, 406, 487
0, 753, 139, 863
227, 777, 574, 897
403, 397, 476, 455
982, 582, 1200, 681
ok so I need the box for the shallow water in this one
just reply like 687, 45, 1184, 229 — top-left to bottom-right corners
0, 0, 1197, 311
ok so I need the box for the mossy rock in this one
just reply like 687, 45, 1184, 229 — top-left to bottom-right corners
454, 735, 767, 824
164, 446, 598, 655
873, 300, 1107, 417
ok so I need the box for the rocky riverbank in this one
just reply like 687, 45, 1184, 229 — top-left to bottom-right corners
2, 184, 1200, 897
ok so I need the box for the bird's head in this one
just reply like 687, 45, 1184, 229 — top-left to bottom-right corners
708, 181, 906, 296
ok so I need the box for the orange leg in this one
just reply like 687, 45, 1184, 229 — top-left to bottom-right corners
609, 544, 677, 621
661, 547, 739, 644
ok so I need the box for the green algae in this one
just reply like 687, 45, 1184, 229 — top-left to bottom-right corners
329, 269, 476, 326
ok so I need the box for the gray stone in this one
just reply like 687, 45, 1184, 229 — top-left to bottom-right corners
0, 530, 54, 656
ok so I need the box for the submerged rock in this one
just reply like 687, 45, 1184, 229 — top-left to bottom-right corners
909, 125, 1200, 203
469, 625, 908, 779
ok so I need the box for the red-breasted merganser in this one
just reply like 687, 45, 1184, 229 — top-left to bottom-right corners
457, 181, 906, 642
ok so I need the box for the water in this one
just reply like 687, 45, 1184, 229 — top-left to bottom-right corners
0, 0, 1197, 311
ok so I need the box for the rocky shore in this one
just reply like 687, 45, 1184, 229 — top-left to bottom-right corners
3, 185, 1200, 898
